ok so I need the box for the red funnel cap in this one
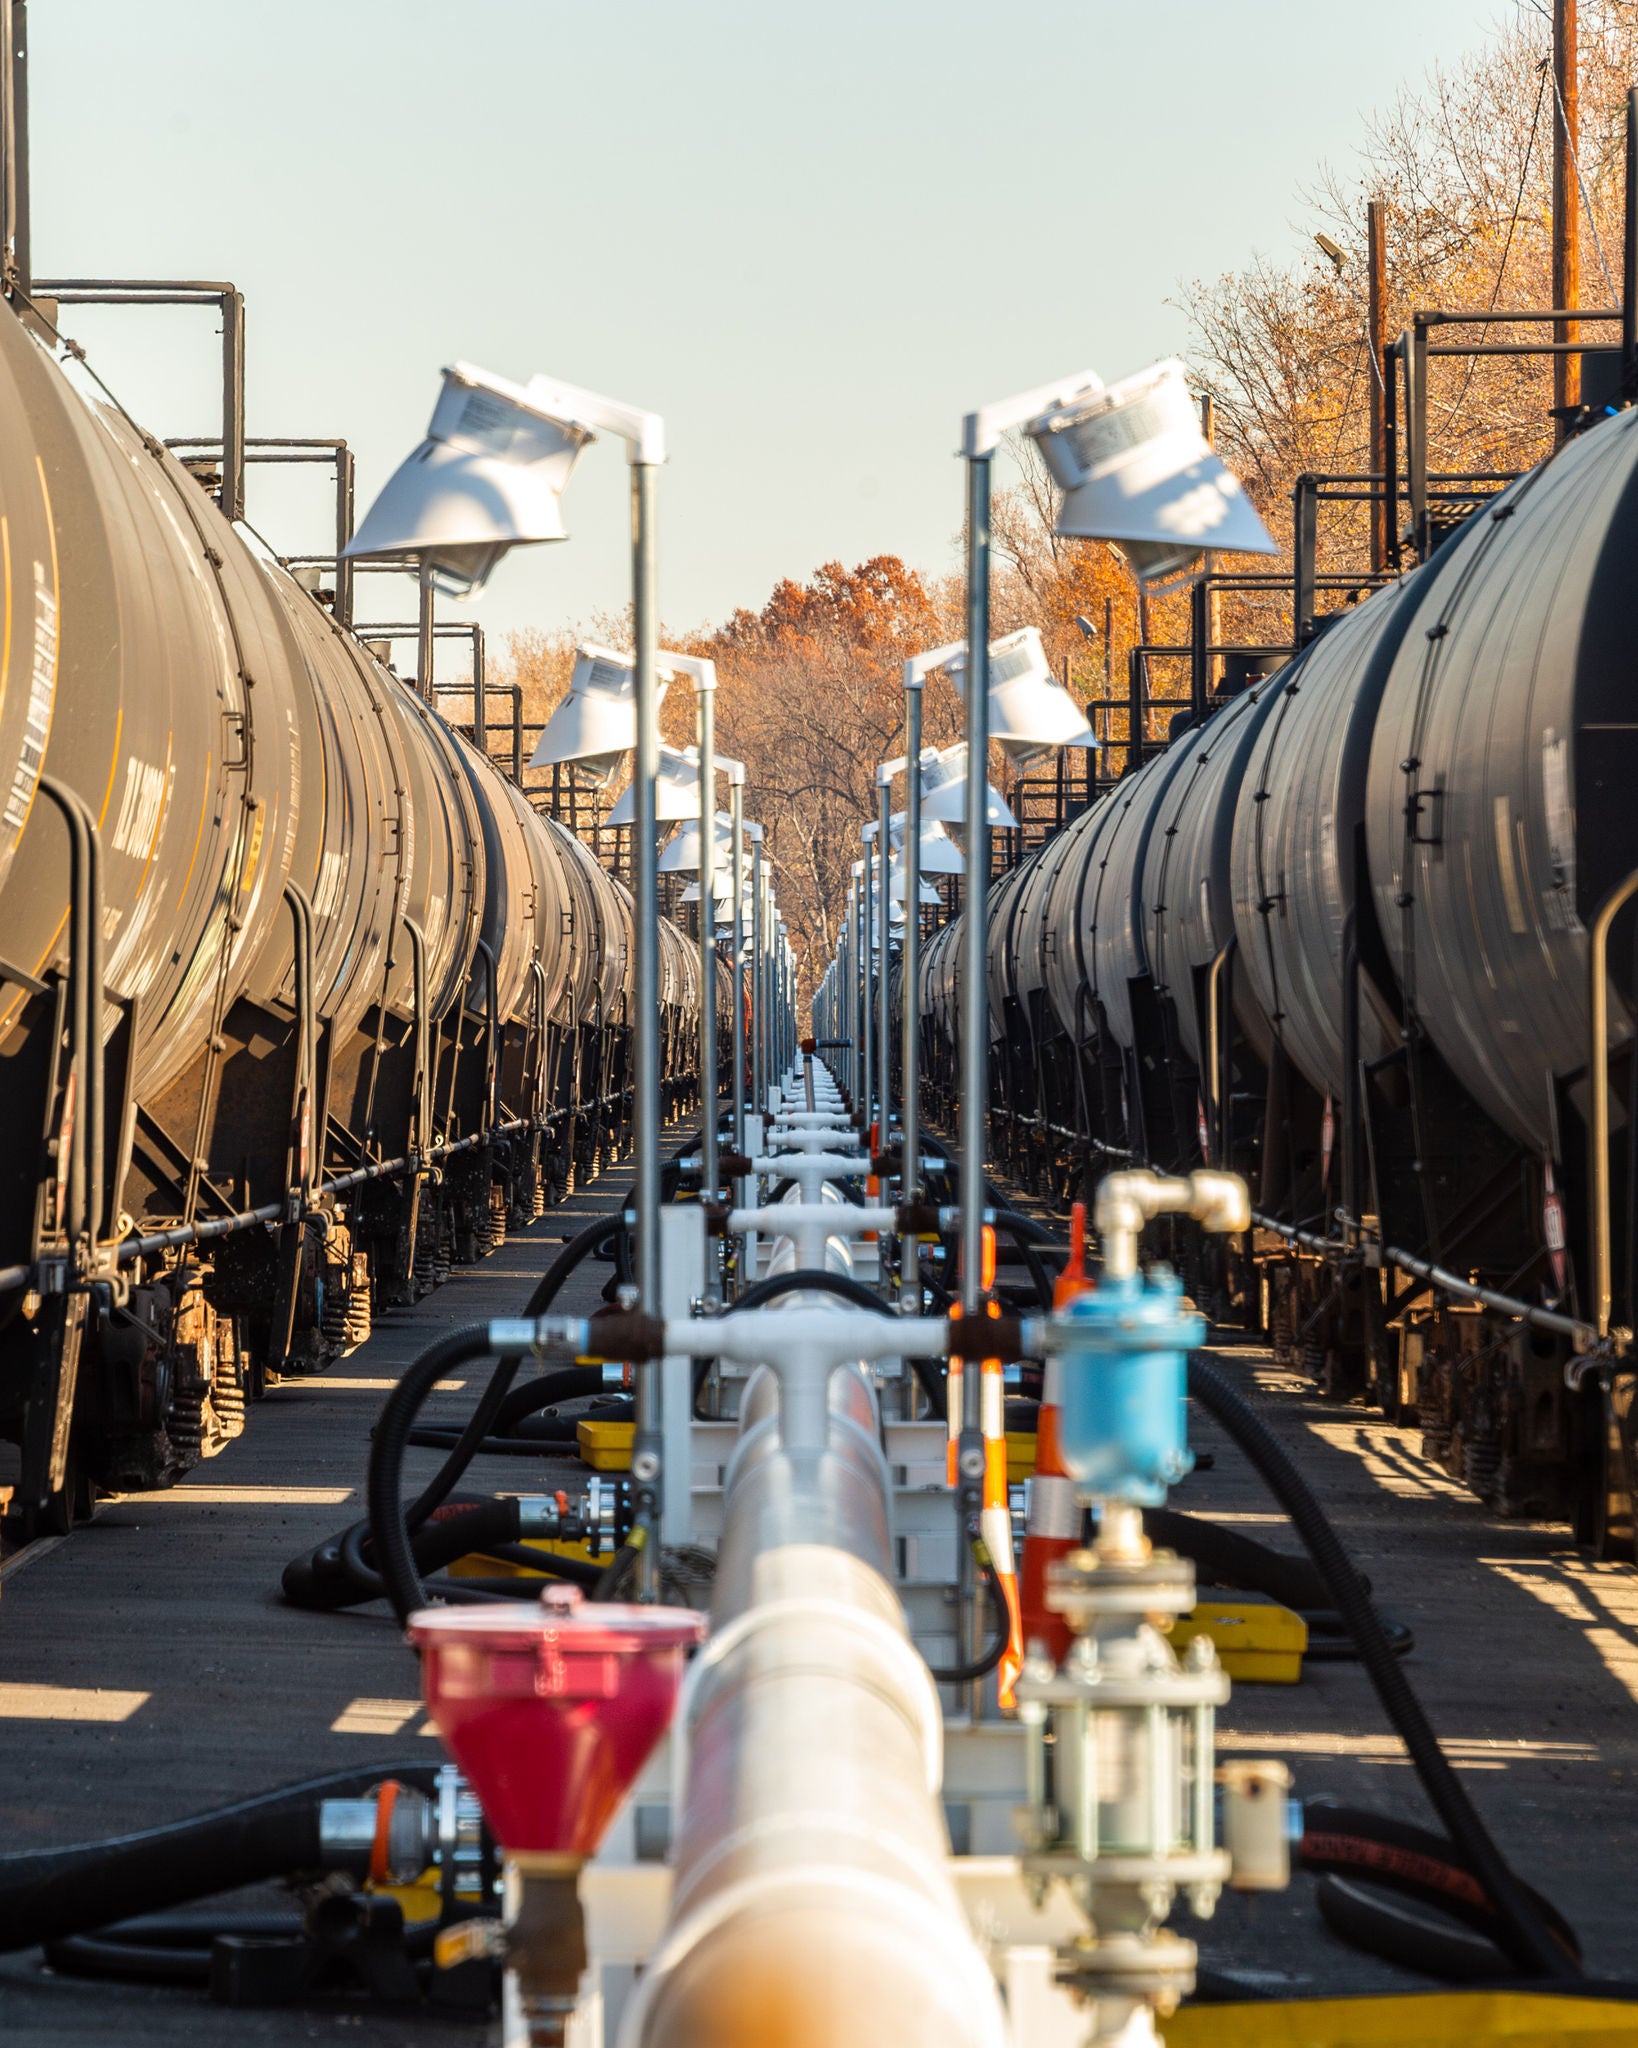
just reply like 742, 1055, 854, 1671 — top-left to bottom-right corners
409, 1587, 705, 1855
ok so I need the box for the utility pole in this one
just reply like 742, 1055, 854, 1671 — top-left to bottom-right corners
1200, 395, 1218, 701
0, 0, 29, 306
1367, 198, 1388, 571
1553, 0, 1580, 438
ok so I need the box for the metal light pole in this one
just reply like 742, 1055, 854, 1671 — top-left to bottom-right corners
876, 777, 892, 1148
751, 839, 765, 1117
861, 826, 875, 1135
899, 681, 924, 1305
959, 449, 990, 1324
850, 870, 863, 1107
417, 557, 436, 703
729, 768, 746, 1157
630, 458, 664, 1597
695, 670, 719, 1198
950, 372, 1098, 1299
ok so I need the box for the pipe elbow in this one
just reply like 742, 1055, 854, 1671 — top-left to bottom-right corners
1187, 1170, 1251, 1236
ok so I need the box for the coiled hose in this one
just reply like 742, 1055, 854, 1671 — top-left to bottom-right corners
292, 1210, 628, 1619
1187, 1354, 1576, 1982
44, 1910, 315, 1987
0, 1764, 442, 1955
1299, 1801, 1581, 1979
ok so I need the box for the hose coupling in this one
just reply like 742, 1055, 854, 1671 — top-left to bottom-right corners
487, 1315, 592, 1358
319, 1781, 438, 1886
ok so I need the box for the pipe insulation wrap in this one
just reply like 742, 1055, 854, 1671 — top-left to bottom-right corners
619, 1355, 1004, 2048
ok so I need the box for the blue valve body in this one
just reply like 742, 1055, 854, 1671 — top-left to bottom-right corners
1054, 1269, 1203, 1504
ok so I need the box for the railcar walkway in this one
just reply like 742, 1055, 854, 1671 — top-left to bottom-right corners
1185, 1335, 1638, 1995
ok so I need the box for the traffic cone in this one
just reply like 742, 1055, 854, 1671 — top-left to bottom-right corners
1019, 1202, 1090, 1668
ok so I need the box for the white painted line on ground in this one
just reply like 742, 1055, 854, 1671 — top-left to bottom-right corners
102, 1485, 355, 1506
277, 1378, 465, 1392
0, 1681, 149, 1722
330, 1696, 440, 1737
1221, 1730, 1598, 1768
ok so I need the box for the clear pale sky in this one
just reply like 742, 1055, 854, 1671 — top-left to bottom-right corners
30, 0, 1517, 650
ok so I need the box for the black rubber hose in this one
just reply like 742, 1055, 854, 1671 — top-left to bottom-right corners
1140, 1507, 1410, 1661
1315, 1877, 1511, 1983
45, 1908, 304, 1986
491, 1364, 614, 1434
1302, 1612, 1416, 1661
366, 1185, 682, 1622
288, 1497, 494, 1610
1187, 1355, 1576, 1981
367, 1328, 515, 1621
592, 1508, 653, 1602
392, 1219, 626, 1524
407, 1406, 634, 1455
0, 1764, 441, 1955
1143, 1504, 1343, 1611
45, 1907, 440, 1987
45, 1934, 213, 1986
927, 1535, 1010, 1684
1299, 1803, 1580, 1962
522, 1217, 627, 1318
284, 1495, 603, 1611
727, 1268, 948, 1420
992, 1205, 1064, 1248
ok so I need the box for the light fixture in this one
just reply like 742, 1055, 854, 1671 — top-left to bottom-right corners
606, 744, 746, 827
660, 812, 762, 872
345, 362, 594, 597
944, 626, 1096, 770
892, 814, 964, 874
884, 860, 941, 907
528, 643, 673, 785
1314, 232, 1347, 274
1027, 358, 1277, 588
659, 815, 729, 874
918, 743, 1018, 829
358, 356, 675, 1569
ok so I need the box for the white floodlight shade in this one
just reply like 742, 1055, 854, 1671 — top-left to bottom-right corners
889, 814, 965, 874
918, 744, 1019, 830
885, 862, 941, 907
345, 362, 593, 595
946, 626, 1096, 771
1028, 358, 1277, 585
527, 643, 674, 783
659, 813, 734, 873
682, 868, 749, 904
607, 746, 704, 826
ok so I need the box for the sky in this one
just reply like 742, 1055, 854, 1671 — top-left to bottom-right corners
29, 0, 1518, 654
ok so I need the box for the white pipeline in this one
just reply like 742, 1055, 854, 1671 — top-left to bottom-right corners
617, 1350, 1004, 2048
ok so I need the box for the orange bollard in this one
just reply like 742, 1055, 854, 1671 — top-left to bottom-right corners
1018, 1202, 1091, 1668
971, 1228, 1024, 1708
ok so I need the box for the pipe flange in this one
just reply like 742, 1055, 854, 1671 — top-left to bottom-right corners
1025, 1848, 1231, 1891
1046, 1546, 1196, 1623
1017, 1665, 1230, 1711
1056, 1926, 1198, 2006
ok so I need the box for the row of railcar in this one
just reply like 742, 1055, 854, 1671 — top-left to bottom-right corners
916, 400, 1638, 1551
0, 300, 717, 1533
